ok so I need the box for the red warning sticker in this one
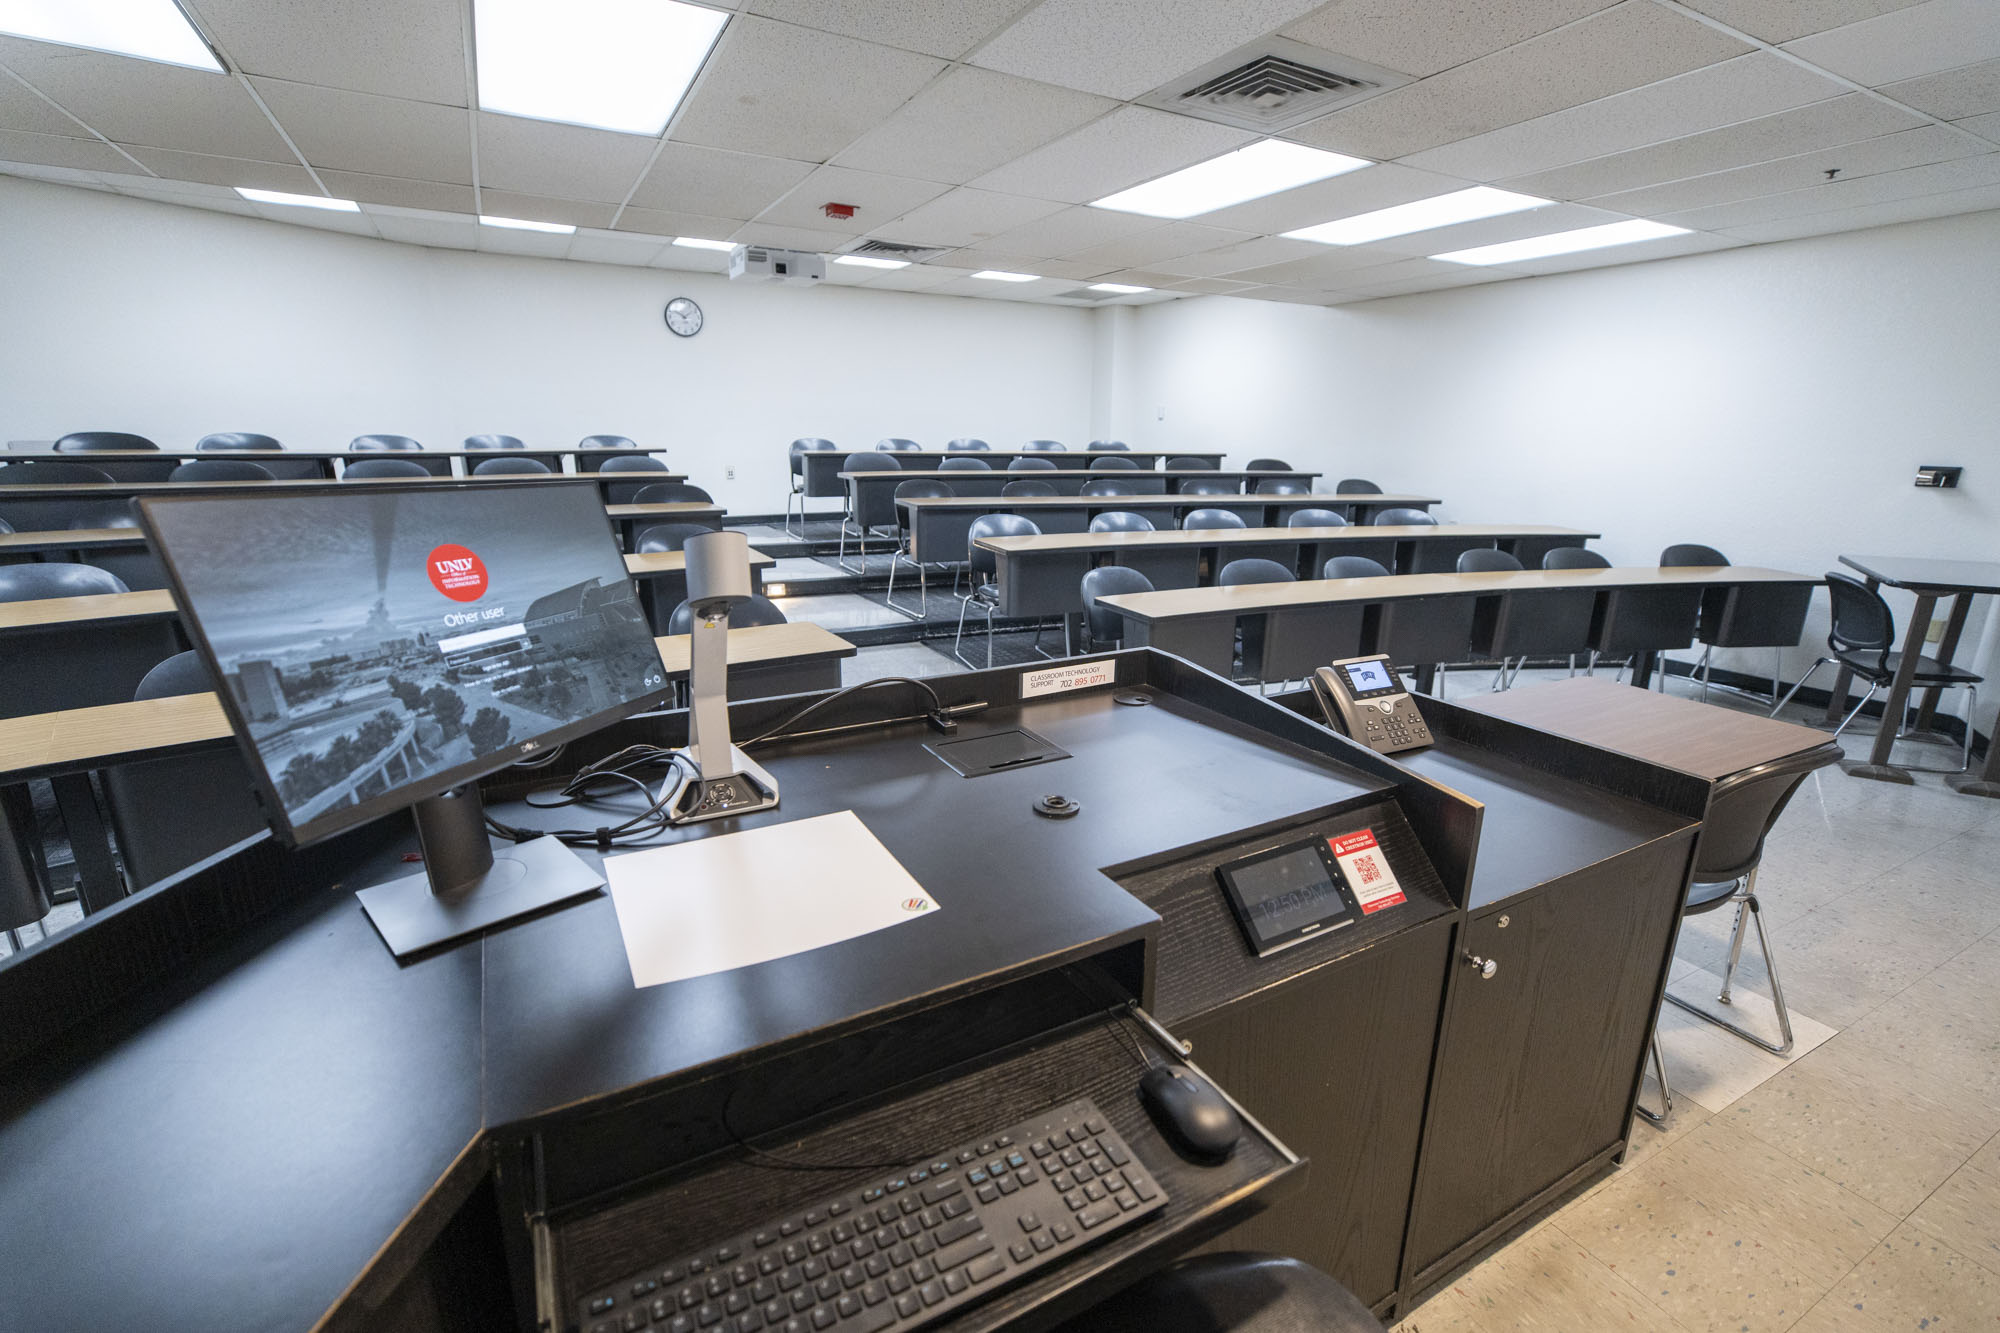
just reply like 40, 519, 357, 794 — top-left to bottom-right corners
1329, 829, 1406, 914
426, 544, 488, 601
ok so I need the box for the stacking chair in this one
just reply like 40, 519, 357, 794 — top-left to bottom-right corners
342, 458, 430, 479
1219, 559, 1293, 586
635, 523, 714, 553
0, 463, 117, 532
1664, 543, 1805, 705
1180, 477, 1240, 496
1007, 456, 1058, 472
473, 456, 552, 475
168, 459, 273, 482
877, 439, 922, 452
837, 453, 902, 573
1544, 547, 1609, 570
938, 456, 992, 472
941, 438, 986, 451
1287, 509, 1346, 528
1002, 479, 1058, 497
580, 434, 637, 449
0, 518, 11, 534
464, 434, 526, 449
349, 434, 422, 450
1255, 478, 1310, 494
668, 595, 786, 633
64, 500, 139, 529
58, 499, 154, 588
1053, 1252, 1382, 1333
632, 482, 714, 505
1323, 555, 1389, 579
0, 562, 127, 600
1183, 509, 1246, 531
1337, 478, 1382, 493
1166, 455, 1218, 470
1081, 478, 1137, 497
196, 432, 278, 450
1087, 440, 1128, 450
1373, 507, 1434, 526
1081, 566, 1153, 648
884, 479, 956, 618
1089, 455, 1141, 471
1022, 439, 1066, 451
1459, 548, 1585, 689
956, 513, 1043, 667
786, 438, 839, 536
1089, 511, 1154, 532
1770, 572, 1981, 770
1458, 549, 1519, 574
599, 454, 673, 503
1246, 457, 1292, 471
55, 432, 156, 452
0, 461, 115, 484
1642, 742, 1843, 1123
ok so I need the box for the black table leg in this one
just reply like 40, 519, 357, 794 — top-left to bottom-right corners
50, 773, 124, 912
1911, 592, 1970, 737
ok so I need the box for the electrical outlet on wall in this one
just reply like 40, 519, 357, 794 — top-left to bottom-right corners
725, 466, 736, 480
1156, 405, 1165, 421
1927, 618, 1950, 645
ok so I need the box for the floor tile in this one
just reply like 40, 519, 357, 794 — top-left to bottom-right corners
1391, 1282, 1487, 1332
1583, 1100, 1713, 1202
771, 592, 912, 632
763, 557, 847, 586
1653, 974, 1837, 1112
1837, 982, 2000, 1110
1447, 1222, 1686, 1332
1790, 1222, 2000, 1331
1907, 1139, 2000, 1277
1559, 1118, 1898, 1332
839, 642, 964, 687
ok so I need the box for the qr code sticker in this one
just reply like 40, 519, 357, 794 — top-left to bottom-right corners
1351, 853, 1381, 886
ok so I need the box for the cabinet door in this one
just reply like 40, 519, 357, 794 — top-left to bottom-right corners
1402, 836, 1689, 1283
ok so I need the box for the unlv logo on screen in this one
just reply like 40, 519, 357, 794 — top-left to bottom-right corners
426, 544, 489, 601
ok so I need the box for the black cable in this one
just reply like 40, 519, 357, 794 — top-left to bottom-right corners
741, 676, 945, 750
485, 747, 700, 848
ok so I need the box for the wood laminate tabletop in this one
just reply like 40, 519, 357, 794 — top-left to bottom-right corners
603, 502, 727, 520
1839, 555, 2000, 595
899, 491, 1438, 511
652, 621, 855, 677
841, 468, 1322, 482
0, 588, 178, 631
0, 473, 682, 498
624, 549, 775, 576
976, 523, 1595, 554
0, 526, 147, 551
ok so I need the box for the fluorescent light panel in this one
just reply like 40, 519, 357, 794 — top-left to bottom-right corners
235, 187, 358, 212
474, 0, 728, 135
1090, 140, 1370, 220
1433, 219, 1691, 266
971, 270, 1038, 283
1089, 283, 1150, 294
1285, 187, 1549, 246
834, 255, 908, 270
673, 236, 736, 251
480, 214, 575, 234
0, 0, 220, 70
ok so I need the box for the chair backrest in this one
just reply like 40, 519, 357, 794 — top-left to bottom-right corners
1255, 478, 1310, 494
1089, 511, 1154, 532
1324, 555, 1390, 579
667, 594, 787, 634
134, 650, 213, 699
581, 434, 638, 450
1007, 456, 1058, 472
1081, 565, 1154, 641
1458, 548, 1523, 573
1022, 439, 1067, 451
598, 454, 670, 473
1180, 478, 1238, 495
343, 458, 431, 479
635, 523, 715, 553
1373, 507, 1435, 526
1089, 455, 1141, 471
1246, 457, 1292, 471
1166, 455, 1217, 470
169, 459, 274, 482
1824, 571, 1895, 657
943, 438, 988, 451
1287, 508, 1347, 528
464, 434, 526, 449
938, 456, 992, 472
1543, 547, 1609, 569
56, 432, 157, 452
473, 456, 553, 475
0, 461, 116, 484
1661, 542, 1729, 567
1337, 478, 1383, 493
1219, 558, 1295, 586
893, 479, 953, 531
789, 437, 835, 477
0, 518, 12, 534
1002, 479, 1058, 497
966, 512, 1041, 578
349, 434, 422, 451
1088, 440, 1128, 451
1183, 508, 1246, 530
632, 482, 714, 504
0, 561, 129, 601
878, 438, 922, 451
1081, 478, 1136, 496
843, 451, 902, 474
1694, 746, 1842, 883
197, 432, 280, 451
65, 500, 140, 529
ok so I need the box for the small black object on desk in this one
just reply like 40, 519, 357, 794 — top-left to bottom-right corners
1140, 1064, 1242, 1161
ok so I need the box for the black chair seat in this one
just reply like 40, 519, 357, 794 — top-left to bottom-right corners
1833, 647, 1982, 686
1685, 878, 1751, 915
1059, 1253, 1382, 1333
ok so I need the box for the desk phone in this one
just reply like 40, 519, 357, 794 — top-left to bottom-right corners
1311, 655, 1433, 754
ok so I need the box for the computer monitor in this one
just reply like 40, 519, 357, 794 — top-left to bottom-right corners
138, 479, 672, 956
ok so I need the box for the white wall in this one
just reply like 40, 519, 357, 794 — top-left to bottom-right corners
0, 177, 1097, 515
1123, 210, 2000, 737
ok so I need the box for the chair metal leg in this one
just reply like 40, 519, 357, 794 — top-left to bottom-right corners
1717, 897, 1750, 1002
883, 545, 929, 620
953, 591, 998, 668
1664, 871, 1794, 1056
1636, 1026, 1672, 1126
1769, 658, 1827, 716
1829, 681, 1881, 740
1489, 660, 1509, 692
1696, 645, 1713, 701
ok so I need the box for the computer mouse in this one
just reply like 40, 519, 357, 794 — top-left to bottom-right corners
1139, 1063, 1241, 1161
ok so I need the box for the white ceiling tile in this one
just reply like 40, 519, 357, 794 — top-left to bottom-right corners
0, 161, 110, 186
475, 224, 572, 258
969, 105, 1252, 204
1237, 285, 1350, 305
1661, 150, 2000, 227
0, 67, 84, 135
476, 190, 616, 229
0, 40, 295, 161
1783, 0, 2000, 86
1283, 2, 1753, 161
613, 205, 749, 239
625, 142, 815, 217
1483, 229, 1738, 276
1061, 222, 1256, 271
1194, 162, 1476, 233
0, 129, 135, 172
831, 66, 1115, 184
1585, 123, 1986, 214
120, 146, 319, 192
250, 78, 470, 183
1678, 0, 1928, 44
315, 169, 474, 212
1504, 94, 1925, 200
1957, 110, 2000, 140
754, 164, 950, 230
671, 16, 946, 161
938, 249, 1109, 280
91, 170, 236, 198
1228, 248, 1411, 286
183, 0, 468, 104
477, 114, 658, 204
974, 204, 1167, 258
1715, 179, 2000, 239
861, 263, 977, 291
365, 207, 480, 249
245, 199, 380, 235
648, 244, 733, 272
728, 221, 861, 250
1166, 277, 1263, 293
868, 187, 1068, 248
565, 228, 669, 266
126, 189, 261, 218
744, 0, 1036, 58
1365, 201, 1628, 255
1879, 57, 2000, 121
1282, 0, 1619, 80
968, 0, 1326, 100
1145, 234, 1333, 276
1401, 53, 1845, 182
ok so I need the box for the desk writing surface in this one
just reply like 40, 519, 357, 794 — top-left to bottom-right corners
840, 468, 1323, 481
978, 523, 1596, 554
604, 502, 727, 519
0, 526, 148, 551
625, 548, 775, 576
0, 587, 177, 630
3, 446, 655, 459
0, 473, 677, 498
1839, 555, 2000, 594
652, 621, 854, 676
0, 691, 231, 778
899, 491, 1438, 510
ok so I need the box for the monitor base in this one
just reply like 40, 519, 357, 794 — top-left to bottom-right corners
357, 834, 603, 958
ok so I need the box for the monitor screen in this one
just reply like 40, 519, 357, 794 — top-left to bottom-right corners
1342, 659, 1395, 694
140, 481, 670, 845
1215, 843, 1358, 953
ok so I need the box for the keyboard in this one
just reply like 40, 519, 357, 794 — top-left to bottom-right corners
577, 1097, 1166, 1333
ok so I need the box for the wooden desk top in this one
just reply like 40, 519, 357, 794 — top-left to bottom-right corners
0, 474, 673, 497
625, 549, 775, 575
1452, 677, 1837, 781
0, 526, 147, 551
604, 502, 728, 520
898, 492, 1439, 510
0, 691, 233, 779
653, 621, 856, 676
1839, 554, 2000, 595
978, 523, 1597, 555
0, 587, 178, 631
1100, 566, 1821, 621
3, 446, 654, 460
841, 468, 1322, 481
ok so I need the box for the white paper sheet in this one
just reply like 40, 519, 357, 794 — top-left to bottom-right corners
604, 810, 939, 988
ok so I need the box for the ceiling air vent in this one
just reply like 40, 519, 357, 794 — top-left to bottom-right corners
1140, 37, 1409, 133
845, 239, 949, 263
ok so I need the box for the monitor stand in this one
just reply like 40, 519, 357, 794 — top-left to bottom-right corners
355, 784, 602, 958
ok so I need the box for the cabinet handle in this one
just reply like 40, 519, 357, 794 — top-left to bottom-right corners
1465, 953, 1499, 980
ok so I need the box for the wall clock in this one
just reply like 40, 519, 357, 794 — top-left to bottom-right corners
664, 297, 703, 338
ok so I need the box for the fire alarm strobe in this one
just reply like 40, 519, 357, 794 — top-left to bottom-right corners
822, 202, 857, 220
